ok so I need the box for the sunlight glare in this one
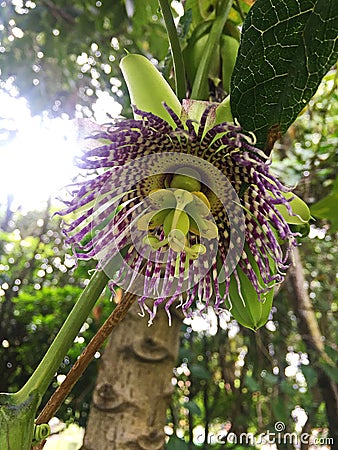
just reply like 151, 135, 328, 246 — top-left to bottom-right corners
0, 90, 122, 210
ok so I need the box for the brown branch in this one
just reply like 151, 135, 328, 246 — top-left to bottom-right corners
40, 0, 76, 24
32, 289, 136, 450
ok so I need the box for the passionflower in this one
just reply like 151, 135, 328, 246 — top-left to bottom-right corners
58, 55, 310, 330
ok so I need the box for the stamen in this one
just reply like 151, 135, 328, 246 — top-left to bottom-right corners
184, 243, 207, 259
142, 235, 168, 250
167, 229, 186, 252
173, 189, 194, 210
137, 209, 170, 231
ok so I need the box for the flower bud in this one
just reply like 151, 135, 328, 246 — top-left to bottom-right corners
221, 34, 239, 94
120, 54, 181, 126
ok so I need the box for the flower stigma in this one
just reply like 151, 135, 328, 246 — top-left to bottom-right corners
137, 169, 217, 262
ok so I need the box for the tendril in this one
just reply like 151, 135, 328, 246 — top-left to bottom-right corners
32, 423, 51, 444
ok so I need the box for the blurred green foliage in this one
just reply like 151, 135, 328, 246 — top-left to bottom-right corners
0, 0, 337, 447
0, 205, 113, 426
167, 229, 337, 447
0, 0, 253, 116
0, 0, 168, 116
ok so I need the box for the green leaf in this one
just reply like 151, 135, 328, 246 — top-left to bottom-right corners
262, 372, 279, 385
166, 435, 189, 450
320, 345, 338, 381
324, 344, 338, 363
301, 365, 318, 388
231, 0, 338, 152
185, 400, 202, 416
244, 374, 260, 392
189, 363, 211, 380
321, 362, 338, 383
311, 176, 338, 231
271, 398, 289, 423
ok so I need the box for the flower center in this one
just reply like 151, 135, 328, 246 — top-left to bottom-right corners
169, 167, 202, 192
137, 171, 218, 259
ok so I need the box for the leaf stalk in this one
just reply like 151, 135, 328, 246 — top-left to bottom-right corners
158, 0, 187, 100
191, 0, 233, 100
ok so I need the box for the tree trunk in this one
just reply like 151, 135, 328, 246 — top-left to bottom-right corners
82, 300, 182, 450
287, 246, 338, 444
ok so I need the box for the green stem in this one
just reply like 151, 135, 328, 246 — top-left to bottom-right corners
191, 0, 233, 100
15, 270, 108, 404
158, 0, 186, 101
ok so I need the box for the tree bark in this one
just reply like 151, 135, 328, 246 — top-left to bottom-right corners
82, 300, 182, 450
287, 246, 338, 444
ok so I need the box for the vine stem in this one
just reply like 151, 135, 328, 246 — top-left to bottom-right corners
32, 289, 136, 450
15, 270, 109, 405
158, 0, 186, 100
191, 0, 233, 100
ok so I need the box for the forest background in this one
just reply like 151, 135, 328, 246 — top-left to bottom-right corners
0, 1, 337, 449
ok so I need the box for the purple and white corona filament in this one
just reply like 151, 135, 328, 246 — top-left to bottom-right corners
58, 102, 297, 325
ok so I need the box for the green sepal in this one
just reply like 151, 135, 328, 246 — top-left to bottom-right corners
215, 96, 233, 124
290, 222, 310, 239
221, 246, 275, 331
310, 176, 338, 232
226, 267, 274, 331
181, 98, 234, 134
120, 54, 181, 127
269, 190, 310, 225
181, 98, 215, 126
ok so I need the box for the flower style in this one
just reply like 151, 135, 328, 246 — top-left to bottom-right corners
58, 55, 309, 330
